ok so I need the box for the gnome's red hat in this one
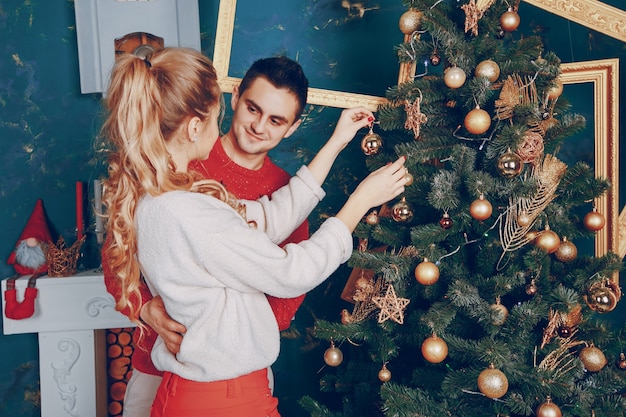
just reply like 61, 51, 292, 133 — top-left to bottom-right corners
7, 199, 53, 275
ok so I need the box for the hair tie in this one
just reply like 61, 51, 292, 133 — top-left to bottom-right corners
144, 58, 152, 69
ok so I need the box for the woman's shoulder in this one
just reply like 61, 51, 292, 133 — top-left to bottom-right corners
140, 190, 234, 217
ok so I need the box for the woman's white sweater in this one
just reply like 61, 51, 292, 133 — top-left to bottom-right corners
136, 166, 353, 382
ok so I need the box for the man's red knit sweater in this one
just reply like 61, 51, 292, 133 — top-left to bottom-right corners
103, 138, 308, 376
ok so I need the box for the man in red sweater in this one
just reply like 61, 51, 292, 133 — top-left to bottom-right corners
104, 56, 310, 417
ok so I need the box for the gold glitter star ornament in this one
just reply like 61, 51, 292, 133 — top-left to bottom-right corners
372, 284, 410, 324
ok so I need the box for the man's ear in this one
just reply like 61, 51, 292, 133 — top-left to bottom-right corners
283, 118, 302, 139
230, 85, 240, 110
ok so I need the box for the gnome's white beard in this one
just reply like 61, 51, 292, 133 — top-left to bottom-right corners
14, 240, 47, 269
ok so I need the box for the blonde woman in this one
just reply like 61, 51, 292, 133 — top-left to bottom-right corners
102, 47, 407, 417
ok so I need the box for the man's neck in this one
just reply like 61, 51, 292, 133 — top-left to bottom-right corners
221, 133, 266, 171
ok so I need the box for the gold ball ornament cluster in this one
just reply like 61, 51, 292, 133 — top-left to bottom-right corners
444, 66, 467, 89
477, 364, 508, 399
378, 364, 392, 382
361, 132, 383, 156
414, 258, 440, 285
421, 334, 448, 363
536, 397, 562, 417
399, 9, 423, 34
497, 149, 523, 178
464, 106, 491, 135
579, 344, 607, 372
470, 195, 492, 221
474, 59, 500, 83
554, 237, 577, 262
500, 7, 521, 32
583, 209, 606, 232
535, 227, 560, 254
324, 342, 343, 367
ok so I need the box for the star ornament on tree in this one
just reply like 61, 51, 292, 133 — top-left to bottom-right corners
372, 283, 410, 324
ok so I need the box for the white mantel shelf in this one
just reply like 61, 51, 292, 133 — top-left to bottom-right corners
2, 269, 135, 417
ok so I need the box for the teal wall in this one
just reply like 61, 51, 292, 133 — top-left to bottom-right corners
0, 1, 624, 416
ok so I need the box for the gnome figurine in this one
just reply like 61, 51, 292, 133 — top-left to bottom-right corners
4, 199, 52, 320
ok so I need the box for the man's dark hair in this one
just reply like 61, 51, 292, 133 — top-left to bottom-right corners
239, 56, 309, 121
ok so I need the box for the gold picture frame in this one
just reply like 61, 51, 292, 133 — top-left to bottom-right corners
560, 59, 619, 266
211, 0, 620, 273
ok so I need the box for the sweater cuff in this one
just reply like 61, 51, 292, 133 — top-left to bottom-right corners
296, 166, 326, 201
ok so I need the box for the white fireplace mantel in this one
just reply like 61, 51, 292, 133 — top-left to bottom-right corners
2, 269, 135, 417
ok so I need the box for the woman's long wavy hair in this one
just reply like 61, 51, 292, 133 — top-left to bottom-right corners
101, 47, 232, 323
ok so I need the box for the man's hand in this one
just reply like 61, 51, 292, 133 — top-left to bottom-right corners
140, 295, 186, 355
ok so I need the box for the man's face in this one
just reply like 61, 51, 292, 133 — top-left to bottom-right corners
229, 77, 302, 157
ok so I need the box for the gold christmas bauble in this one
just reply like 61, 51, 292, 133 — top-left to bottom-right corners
546, 80, 564, 100
535, 229, 560, 254
617, 353, 626, 370
554, 237, 577, 262
525, 279, 538, 295
324, 344, 343, 367
526, 230, 539, 243
361, 132, 383, 156
444, 66, 467, 89
579, 344, 607, 372
414, 258, 440, 285
470, 196, 492, 221
585, 283, 619, 313
421, 334, 448, 363
404, 172, 414, 186
497, 150, 523, 178
517, 211, 532, 227
583, 210, 606, 232
491, 301, 509, 325
398, 9, 423, 34
378, 364, 392, 382
477, 364, 508, 399
500, 8, 521, 32
536, 397, 562, 417
392, 197, 413, 222
365, 210, 379, 225
464, 107, 491, 135
474, 59, 500, 83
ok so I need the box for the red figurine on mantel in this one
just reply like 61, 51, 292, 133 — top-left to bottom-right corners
5, 199, 53, 319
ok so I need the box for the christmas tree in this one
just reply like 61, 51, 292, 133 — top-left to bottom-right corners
300, 1, 626, 416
